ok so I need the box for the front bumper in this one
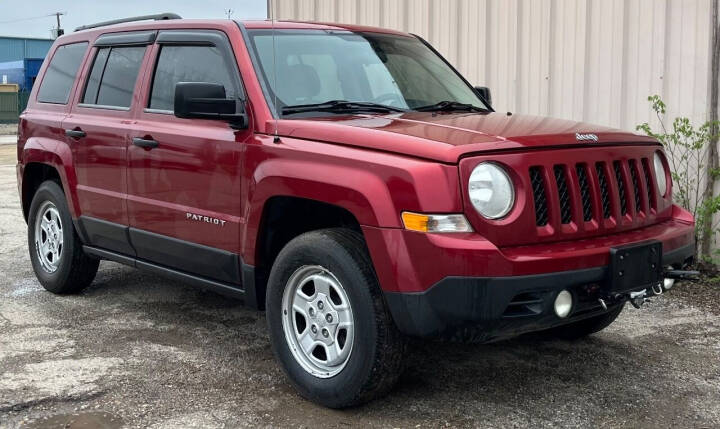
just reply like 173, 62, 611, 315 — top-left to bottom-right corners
383, 242, 694, 340
362, 207, 695, 340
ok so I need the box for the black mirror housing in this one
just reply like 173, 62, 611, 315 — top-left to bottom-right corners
174, 82, 247, 128
475, 86, 492, 107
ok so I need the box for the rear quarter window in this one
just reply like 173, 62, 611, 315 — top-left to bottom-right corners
36, 42, 89, 104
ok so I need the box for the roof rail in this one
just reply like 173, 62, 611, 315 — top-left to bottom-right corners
75, 13, 182, 32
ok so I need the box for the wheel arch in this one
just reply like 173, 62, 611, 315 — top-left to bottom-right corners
21, 163, 63, 221
247, 194, 367, 310
20, 137, 77, 221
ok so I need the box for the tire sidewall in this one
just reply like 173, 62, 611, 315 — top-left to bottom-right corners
266, 232, 380, 406
27, 181, 77, 293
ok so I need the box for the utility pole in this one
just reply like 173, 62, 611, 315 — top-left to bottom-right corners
52, 12, 65, 38
702, 0, 719, 259
225, 9, 234, 19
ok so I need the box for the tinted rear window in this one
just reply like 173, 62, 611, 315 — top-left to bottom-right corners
82, 46, 145, 108
149, 45, 235, 111
37, 42, 88, 104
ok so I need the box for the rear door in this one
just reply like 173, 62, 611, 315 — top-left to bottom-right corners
63, 31, 154, 255
126, 30, 250, 285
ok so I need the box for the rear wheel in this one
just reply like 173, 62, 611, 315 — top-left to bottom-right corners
27, 181, 99, 294
266, 228, 405, 408
545, 304, 625, 340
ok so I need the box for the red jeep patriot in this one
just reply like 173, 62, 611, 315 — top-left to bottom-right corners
17, 14, 696, 408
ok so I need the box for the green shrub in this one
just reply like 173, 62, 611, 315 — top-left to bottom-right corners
636, 95, 720, 262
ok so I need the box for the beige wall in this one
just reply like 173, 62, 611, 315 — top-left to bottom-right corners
271, 0, 717, 134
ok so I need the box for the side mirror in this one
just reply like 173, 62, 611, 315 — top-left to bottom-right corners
474, 86, 492, 107
174, 82, 246, 128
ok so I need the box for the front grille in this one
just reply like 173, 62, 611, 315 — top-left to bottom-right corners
529, 158, 654, 227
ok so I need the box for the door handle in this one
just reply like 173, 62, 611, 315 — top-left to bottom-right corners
65, 129, 86, 138
132, 137, 159, 149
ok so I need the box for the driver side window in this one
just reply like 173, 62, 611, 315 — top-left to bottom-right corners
149, 45, 235, 112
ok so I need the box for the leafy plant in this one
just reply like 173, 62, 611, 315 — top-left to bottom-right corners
636, 95, 720, 261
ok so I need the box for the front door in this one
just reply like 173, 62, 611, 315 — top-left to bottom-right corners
127, 30, 251, 285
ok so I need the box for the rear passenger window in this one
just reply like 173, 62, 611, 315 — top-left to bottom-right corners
149, 45, 235, 111
82, 48, 109, 105
81, 46, 146, 108
37, 42, 88, 104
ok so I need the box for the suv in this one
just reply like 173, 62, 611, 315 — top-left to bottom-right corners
17, 14, 695, 408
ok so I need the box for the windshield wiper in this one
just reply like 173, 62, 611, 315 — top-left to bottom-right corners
282, 100, 407, 115
414, 101, 488, 113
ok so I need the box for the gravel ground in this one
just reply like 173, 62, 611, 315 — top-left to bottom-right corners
1, 144, 719, 428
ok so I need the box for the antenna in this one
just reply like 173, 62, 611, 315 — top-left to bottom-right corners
270, 0, 280, 143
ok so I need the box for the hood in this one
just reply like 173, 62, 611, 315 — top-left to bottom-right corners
273, 111, 658, 163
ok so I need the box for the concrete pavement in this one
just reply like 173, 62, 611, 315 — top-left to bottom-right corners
0, 134, 17, 145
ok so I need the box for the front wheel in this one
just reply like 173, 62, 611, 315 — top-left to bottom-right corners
27, 181, 99, 294
266, 228, 405, 408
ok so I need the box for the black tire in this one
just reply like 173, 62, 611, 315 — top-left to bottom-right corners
27, 180, 99, 294
544, 303, 625, 340
266, 228, 405, 408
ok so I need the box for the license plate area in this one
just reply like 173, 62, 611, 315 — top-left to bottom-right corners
607, 241, 663, 294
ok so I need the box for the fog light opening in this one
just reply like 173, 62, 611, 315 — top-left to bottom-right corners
663, 278, 675, 291
554, 290, 573, 318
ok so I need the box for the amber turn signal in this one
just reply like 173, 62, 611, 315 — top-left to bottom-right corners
401, 212, 473, 233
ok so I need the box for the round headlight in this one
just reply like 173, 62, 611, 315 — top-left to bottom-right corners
654, 152, 667, 197
468, 162, 515, 219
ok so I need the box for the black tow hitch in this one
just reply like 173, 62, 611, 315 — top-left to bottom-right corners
599, 269, 700, 310
664, 269, 700, 281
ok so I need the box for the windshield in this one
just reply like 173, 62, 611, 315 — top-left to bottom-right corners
246, 29, 486, 117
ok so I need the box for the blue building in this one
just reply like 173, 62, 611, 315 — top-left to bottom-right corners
0, 36, 53, 91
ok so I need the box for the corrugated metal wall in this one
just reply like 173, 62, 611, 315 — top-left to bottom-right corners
0, 37, 53, 63
271, 0, 717, 132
